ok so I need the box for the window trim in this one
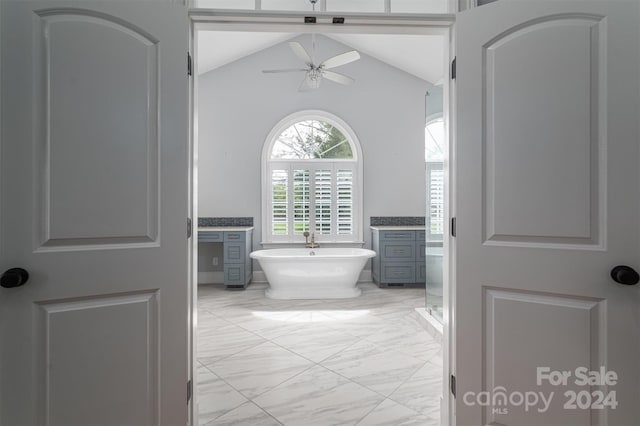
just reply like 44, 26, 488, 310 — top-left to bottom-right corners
261, 110, 363, 244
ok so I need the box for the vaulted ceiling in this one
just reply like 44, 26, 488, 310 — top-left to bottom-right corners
197, 31, 446, 85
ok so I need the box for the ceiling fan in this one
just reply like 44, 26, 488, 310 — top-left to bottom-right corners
262, 1, 360, 91
262, 36, 360, 91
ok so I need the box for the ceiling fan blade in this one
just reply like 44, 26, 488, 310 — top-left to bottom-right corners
322, 70, 354, 85
262, 68, 307, 73
320, 51, 360, 69
289, 42, 313, 67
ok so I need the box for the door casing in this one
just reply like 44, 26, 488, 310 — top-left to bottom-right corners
188, 9, 456, 426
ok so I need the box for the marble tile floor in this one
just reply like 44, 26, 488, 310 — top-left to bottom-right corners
197, 282, 442, 426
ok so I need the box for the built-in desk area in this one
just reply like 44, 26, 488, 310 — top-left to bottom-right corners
198, 226, 253, 289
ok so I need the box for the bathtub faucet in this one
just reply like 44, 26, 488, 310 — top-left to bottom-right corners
303, 231, 320, 248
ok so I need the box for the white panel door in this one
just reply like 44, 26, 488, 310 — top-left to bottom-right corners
0, 2, 189, 425
456, 1, 639, 425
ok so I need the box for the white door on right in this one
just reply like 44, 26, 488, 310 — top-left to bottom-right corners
456, 1, 640, 425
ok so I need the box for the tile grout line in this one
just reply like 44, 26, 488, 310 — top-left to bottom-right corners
197, 364, 250, 423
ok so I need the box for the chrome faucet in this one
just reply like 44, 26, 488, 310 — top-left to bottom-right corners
303, 231, 320, 248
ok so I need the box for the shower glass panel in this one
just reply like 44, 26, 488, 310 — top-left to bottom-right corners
425, 114, 444, 323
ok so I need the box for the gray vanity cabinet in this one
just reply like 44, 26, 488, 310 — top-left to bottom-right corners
223, 231, 253, 289
199, 228, 253, 289
371, 228, 426, 288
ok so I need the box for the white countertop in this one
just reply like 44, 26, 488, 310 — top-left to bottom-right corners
199, 226, 254, 232
370, 226, 425, 231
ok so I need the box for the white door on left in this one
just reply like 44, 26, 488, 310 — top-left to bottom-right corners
0, 2, 189, 425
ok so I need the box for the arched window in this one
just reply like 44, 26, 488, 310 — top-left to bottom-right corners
262, 110, 363, 243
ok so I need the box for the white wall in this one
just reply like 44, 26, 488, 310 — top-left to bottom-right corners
198, 34, 437, 273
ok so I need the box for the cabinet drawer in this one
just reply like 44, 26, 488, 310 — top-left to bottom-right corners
198, 231, 223, 242
380, 230, 415, 241
224, 243, 245, 264
381, 242, 415, 260
224, 265, 245, 286
224, 231, 246, 242
381, 263, 416, 282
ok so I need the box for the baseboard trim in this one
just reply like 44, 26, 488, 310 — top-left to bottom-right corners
197, 271, 223, 284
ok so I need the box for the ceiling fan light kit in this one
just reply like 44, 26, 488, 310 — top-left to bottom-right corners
261, 0, 360, 91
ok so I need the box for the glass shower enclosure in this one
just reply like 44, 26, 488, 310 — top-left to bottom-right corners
424, 106, 444, 323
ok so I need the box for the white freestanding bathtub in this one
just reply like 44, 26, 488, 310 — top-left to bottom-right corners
250, 248, 376, 299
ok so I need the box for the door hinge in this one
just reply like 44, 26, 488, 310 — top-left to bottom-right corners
187, 379, 193, 403
187, 218, 192, 239
451, 57, 456, 80
187, 52, 193, 76
451, 374, 456, 398
451, 217, 456, 237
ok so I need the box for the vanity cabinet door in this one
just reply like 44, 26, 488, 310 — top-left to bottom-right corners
371, 230, 380, 282
416, 232, 426, 260
415, 237, 426, 283
416, 262, 427, 283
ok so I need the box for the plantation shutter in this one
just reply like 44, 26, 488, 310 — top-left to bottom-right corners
426, 163, 444, 238
336, 169, 353, 235
293, 169, 310, 235
267, 163, 357, 242
314, 169, 332, 235
271, 169, 289, 235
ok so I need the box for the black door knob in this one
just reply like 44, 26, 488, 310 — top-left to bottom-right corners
1, 268, 29, 288
610, 265, 639, 285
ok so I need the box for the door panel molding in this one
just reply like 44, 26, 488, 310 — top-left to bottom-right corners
482, 14, 606, 250
483, 287, 605, 426
33, 9, 160, 252
35, 291, 160, 426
